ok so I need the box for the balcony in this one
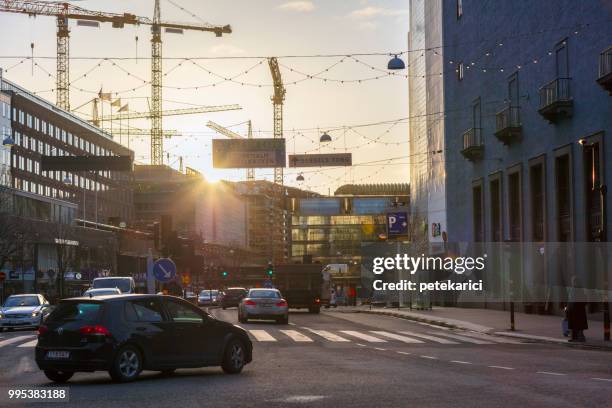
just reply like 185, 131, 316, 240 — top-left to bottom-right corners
495, 105, 522, 145
597, 46, 612, 94
538, 77, 573, 123
460, 128, 483, 162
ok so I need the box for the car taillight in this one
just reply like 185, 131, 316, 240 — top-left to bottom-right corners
244, 300, 257, 306
79, 325, 111, 336
38, 325, 48, 336
315, 298, 321, 304
276, 300, 288, 307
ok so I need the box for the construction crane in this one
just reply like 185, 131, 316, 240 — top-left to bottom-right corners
268, 57, 285, 185
97, 104, 241, 122
0, 0, 232, 165
206, 120, 254, 180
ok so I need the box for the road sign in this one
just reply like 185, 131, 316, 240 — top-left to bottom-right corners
386, 212, 409, 237
0, 271, 5, 282
288, 153, 352, 168
212, 138, 286, 168
181, 274, 191, 285
153, 258, 177, 283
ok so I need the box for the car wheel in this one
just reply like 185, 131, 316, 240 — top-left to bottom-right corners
109, 345, 142, 382
44, 370, 74, 383
222, 339, 246, 374
277, 316, 289, 325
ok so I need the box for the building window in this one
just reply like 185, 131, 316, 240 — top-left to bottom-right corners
457, 0, 463, 19
555, 39, 569, 78
529, 158, 546, 241
555, 152, 572, 242
582, 137, 604, 242
507, 169, 522, 241
472, 180, 484, 242
490, 175, 502, 242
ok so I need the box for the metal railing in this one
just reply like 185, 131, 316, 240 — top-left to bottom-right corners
496, 105, 521, 130
539, 77, 572, 108
462, 128, 482, 150
599, 46, 612, 79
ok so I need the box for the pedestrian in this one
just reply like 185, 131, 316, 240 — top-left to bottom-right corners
566, 276, 588, 342
330, 289, 337, 308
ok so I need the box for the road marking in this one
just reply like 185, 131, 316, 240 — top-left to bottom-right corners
356, 343, 366, 347
373, 347, 387, 351
592, 378, 612, 382
450, 360, 473, 365
420, 355, 437, 360
17, 339, 38, 348
488, 365, 514, 370
249, 330, 277, 342
426, 331, 493, 344
370, 331, 424, 343
340, 331, 387, 343
303, 328, 350, 342
458, 331, 523, 344
288, 322, 296, 326
398, 330, 459, 344
537, 371, 566, 376
0, 335, 35, 348
279, 330, 313, 342
397, 351, 411, 355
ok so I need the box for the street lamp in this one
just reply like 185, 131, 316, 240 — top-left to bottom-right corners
319, 132, 332, 143
388, 54, 406, 70
296, 173, 304, 182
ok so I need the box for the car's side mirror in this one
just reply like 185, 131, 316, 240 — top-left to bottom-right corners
42, 303, 50, 308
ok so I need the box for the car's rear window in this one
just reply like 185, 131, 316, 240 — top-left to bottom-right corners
249, 290, 280, 299
47, 302, 103, 323
93, 278, 132, 293
226, 289, 246, 295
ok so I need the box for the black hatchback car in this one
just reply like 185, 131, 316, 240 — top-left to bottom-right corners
35, 294, 252, 383
220, 288, 248, 309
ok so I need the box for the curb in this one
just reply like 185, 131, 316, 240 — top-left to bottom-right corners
329, 308, 612, 351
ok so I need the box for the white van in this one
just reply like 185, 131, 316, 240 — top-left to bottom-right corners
91, 277, 136, 294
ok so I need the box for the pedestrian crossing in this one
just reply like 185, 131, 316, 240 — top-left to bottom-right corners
237, 327, 524, 346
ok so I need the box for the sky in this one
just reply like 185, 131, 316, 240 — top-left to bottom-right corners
0, 0, 410, 194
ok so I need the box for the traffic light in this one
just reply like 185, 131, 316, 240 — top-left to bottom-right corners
266, 263, 274, 277
222, 271, 229, 278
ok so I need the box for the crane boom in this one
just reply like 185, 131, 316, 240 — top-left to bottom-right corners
268, 57, 285, 185
96, 104, 241, 122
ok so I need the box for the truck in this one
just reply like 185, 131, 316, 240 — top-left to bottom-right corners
274, 264, 325, 313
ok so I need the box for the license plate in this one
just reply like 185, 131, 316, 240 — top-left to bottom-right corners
262, 304, 272, 308
46, 351, 70, 360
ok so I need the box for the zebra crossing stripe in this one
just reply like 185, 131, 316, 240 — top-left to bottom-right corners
17, 339, 38, 348
280, 330, 313, 342
398, 330, 459, 344
340, 331, 387, 343
0, 335, 36, 348
370, 331, 424, 344
249, 330, 277, 342
303, 328, 351, 342
426, 331, 493, 344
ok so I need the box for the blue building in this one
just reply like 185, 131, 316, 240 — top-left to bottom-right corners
408, 1, 612, 313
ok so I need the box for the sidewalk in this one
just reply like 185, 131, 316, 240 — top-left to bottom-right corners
328, 305, 612, 350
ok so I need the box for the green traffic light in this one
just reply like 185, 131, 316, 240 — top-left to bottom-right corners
222, 271, 228, 277
267, 269, 273, 276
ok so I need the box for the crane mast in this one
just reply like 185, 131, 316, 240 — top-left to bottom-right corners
268, 57, 285, 185
151, 0, 163, 165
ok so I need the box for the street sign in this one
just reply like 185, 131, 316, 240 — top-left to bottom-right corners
386, 212, 409, 237
181, 274, 191, 285
212, 138, 286, 168
288, 153, 352, 168
153, 258, 177, 283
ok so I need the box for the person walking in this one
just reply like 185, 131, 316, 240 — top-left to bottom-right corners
566, 276, 588, 342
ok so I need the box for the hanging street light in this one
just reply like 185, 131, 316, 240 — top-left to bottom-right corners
2, 135, 15, 147
320, 132, 332, 143
388, 54, 406, 70
296, 173, 305, 182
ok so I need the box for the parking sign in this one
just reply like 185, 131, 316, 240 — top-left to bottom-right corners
386, 212, 408, 237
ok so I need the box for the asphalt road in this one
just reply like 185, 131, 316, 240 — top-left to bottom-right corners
0, 307, 610, 408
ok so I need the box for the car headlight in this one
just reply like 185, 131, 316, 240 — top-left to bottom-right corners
31, 311, 41, 317
0, 313, 4, 319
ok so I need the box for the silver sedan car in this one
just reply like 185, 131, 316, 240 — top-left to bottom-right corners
238, 289, 288, 324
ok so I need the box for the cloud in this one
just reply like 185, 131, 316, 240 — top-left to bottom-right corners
208, 44, 246, 55
278, 1, 316, 12
349, 6, 409, 19
358, 21, 378, 31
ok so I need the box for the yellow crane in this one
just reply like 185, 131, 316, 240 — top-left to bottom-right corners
206, 120, 254, 180
268, 57, 285, 185
0, 0, 231, 165
97, 104, 241, 122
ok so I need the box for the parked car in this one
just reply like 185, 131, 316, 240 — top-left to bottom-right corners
220, 288, 248, 309
92, 277, 136, 294
184, 291, 198, 305
0, 294, 51, 331
83, 288, 122, 297
36, 294, 252, 383
198, 290, 221, 306
238, 288, 288, 324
